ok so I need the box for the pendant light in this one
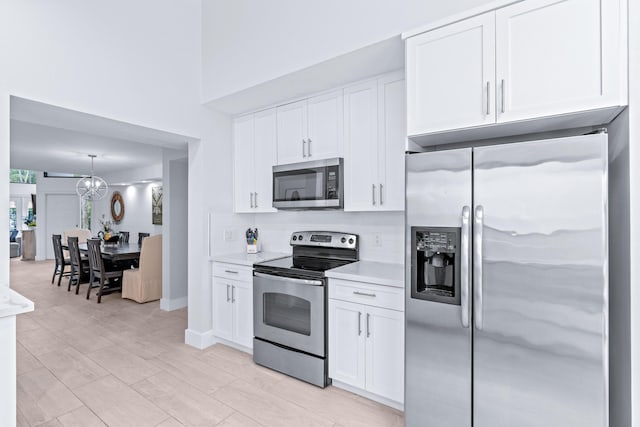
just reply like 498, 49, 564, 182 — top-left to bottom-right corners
76, 154, 108, 200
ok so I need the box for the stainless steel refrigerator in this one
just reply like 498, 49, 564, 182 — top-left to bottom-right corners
405, 133, 608, 427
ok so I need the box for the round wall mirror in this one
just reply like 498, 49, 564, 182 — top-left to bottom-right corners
110, 191, 125, 222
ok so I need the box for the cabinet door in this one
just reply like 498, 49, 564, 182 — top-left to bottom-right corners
343, 81, 378, 211
377, 73, 406, 211
253, 109, 277, 212
231, 280, 253, 349
212, 277, 233, 341
406, 12, 496, 135
496, 0, 623, 122
365, 306, 404, 404
307, 91, 344, 160
328, 299, 365, 388
233, 115, 255, 213
277, 100, 307, 165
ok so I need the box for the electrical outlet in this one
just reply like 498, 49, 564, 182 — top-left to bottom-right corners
373, 234, 382, 247
223, 230, 233, 241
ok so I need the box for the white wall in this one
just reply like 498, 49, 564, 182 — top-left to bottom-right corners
202, 0, 494, 101
91, 184, 163, 238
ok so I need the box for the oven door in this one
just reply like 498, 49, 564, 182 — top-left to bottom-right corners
253, 271, 325, 357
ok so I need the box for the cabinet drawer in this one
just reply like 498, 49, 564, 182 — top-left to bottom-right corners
329, 279, 404, 311
212, 263, 253, 282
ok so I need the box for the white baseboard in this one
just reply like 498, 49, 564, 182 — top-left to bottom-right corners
331, 380, 404, 412
184, 328, 217, 350
211, 336, 253, 355
160, 296, 188, 311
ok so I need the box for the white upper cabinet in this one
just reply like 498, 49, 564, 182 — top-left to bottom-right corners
277, 91, 343, 165
496, 0, 625, 123
344, 72, 405, 212
405, 0, 627, 139
233, 109, 277, 213
406, 12, 496, 135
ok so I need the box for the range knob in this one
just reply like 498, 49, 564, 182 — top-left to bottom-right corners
340, 237, 346, 243
298, 235, 304, 241
292, 236, 297, 241
348, 238, 355, 245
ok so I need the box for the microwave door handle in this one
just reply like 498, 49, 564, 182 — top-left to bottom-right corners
460, 206, 471, 328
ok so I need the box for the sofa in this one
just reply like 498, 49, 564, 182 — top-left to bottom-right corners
9, 230, 21, 258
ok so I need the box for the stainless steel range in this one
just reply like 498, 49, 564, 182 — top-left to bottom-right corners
253, 231, 359, 388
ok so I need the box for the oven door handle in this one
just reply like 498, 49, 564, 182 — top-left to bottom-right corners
253, 272, 324, 286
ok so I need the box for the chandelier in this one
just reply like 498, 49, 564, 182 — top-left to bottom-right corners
76, 154, 108, 200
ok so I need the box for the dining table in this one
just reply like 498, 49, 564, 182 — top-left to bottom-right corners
76, 242, 141, 262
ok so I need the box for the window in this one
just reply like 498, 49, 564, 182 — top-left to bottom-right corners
9, 169, 36, 184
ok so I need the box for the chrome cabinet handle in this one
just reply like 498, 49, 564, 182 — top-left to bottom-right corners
353, 291, 376, 297
254, 192, 258, 208
225, 270, 238, 274
486, 81, 490, 115
308, 138, 312, 157
379, 183, 383, 205
302, 139, 306, 158
501, 79, 505, 113
226, 284, 230, 302
474, 205, 484, 330
372, 184, 377, 205
366, 313, 371, 338
249, 192, 253, 208
231, 285, 235, 303
358, 312, 362, 336
460, 206, 471, 328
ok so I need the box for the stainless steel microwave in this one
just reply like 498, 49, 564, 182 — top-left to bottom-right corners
272, 158, 343, 210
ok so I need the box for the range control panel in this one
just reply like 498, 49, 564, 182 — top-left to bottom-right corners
290, 231, 358, 249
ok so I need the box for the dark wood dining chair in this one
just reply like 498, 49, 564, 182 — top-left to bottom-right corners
51, 234, 72, 287
119, 231, 130, 243
67, 236, 90, 293
138, 232, 150, 245
86, 238, 123, 303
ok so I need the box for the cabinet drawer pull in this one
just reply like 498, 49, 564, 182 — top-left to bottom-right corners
358, 311, 362, 336
353, 291, 376, 297
225, 270, 239, 274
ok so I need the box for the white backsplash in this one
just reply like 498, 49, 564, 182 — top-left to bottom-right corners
210, 210, 405, 264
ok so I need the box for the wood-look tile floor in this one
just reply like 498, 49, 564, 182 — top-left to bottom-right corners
11, 259, 405, 427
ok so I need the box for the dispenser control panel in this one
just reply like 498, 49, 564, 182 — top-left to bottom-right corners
411, 226, 461, 305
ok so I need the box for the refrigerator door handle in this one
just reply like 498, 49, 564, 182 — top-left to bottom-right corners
460, 206, 471, 328
474, 205, 484, 330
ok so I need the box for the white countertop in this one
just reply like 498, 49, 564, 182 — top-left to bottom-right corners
211, 252, 289, 267
326, 261, 405, 288
0, 287, 34, 318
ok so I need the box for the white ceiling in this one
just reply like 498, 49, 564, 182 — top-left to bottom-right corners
9, 97, 192, 176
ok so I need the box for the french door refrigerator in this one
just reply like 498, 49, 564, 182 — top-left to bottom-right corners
405, 133, 608, 427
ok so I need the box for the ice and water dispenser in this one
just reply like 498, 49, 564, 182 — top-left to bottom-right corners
411, 227, 461, 305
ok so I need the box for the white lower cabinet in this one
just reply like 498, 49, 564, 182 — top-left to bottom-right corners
212, 263, 253, 349
329, 279, 404, 405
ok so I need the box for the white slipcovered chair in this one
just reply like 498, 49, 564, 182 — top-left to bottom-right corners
122, 234, 162, 303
